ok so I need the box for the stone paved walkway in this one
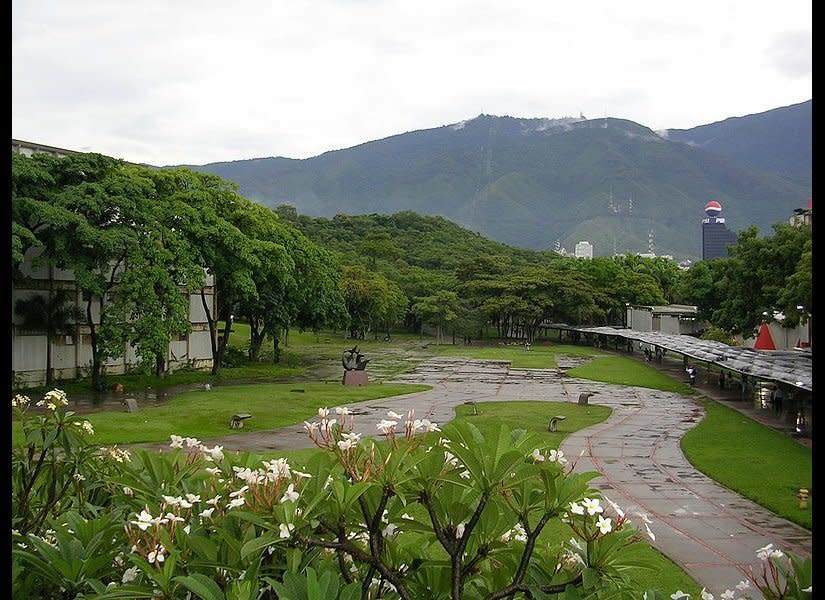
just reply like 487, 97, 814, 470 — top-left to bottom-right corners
136, 355, 811, 597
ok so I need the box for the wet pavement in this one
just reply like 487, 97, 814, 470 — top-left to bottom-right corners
131, 352, 811, 597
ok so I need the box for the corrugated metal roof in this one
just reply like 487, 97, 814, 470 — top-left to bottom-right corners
551, 325, 812, 392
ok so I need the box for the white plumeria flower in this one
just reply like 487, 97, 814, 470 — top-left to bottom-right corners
338, 438, 355, 452
75, 420, 94, 435
582, 498, 603, 515
184, 437, 201, 448
670, 592, 690, 600
756, 543, 784, 560
304, 421, 319, 434
318, 418, 337, 433
280, 484, 299, 503
205, 467, 221, 476
720, 590, 735, 600
228, 497, 245, 509
206, 495, 221, 506
279, 523, 294, 539
387, 410, 404, 420
513, 523, 527, 542
382, 523, 398, 537
147, 545, 166, 564
122, 566, 139, 583
597, 515, 612, 534
318, 407, 330, 419
735, 580, 750, 591
548, 449, 567, 464
199, 507, 215, 519
421, 419, 440, 432
183, 525, 191, 534
335, 406, 352, 415
377, 419, 397, 434
531, 448, 546, 462
229, 486, 248, 498
455, 523, 465, 539
459, 469, 471, 479
169, 435, 184, 448
444, 451, 459, 467
164, 513, 185, 523
12, 394, 30, 408
131, 509, 154, 531
44, 389, 68, 406
569, 502, 585, 515
162, 495, 182, 506
203, 445, 224, 461
700, 588, 715, 600
604, 497, 625, 518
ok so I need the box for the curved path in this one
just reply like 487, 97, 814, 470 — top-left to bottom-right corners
141, 357, 811, 597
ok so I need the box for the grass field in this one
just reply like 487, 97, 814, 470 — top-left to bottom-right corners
681, 398, 812, 529
11, 382, 429, 446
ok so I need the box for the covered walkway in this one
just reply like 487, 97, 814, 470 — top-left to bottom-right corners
547, 325, 813, 438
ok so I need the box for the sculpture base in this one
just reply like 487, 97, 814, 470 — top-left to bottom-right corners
343, 370, 369, 386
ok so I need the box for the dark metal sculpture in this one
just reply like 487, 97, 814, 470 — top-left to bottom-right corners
342, 346, 370, 371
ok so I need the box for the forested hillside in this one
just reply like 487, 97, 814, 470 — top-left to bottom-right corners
190, 113, 809, 261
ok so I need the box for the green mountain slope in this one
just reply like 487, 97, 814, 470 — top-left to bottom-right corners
191, 114, 808, 261
666, 100, 811, 191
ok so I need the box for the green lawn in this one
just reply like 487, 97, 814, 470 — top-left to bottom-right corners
681, 399, 812, 529
567, 354, 695, 394
428, 341, 603, 369
11, 382, 430, 446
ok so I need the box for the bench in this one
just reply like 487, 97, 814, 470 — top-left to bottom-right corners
122, 398, 139, 413
230, 413, 252, 429
577, 392, 595, 405
547, 415, 566, 432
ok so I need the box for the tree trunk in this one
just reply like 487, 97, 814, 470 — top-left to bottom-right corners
248, 316, 264, 362
88, 298, 104, 391
155, 353, 166, 377
273, 336, 281, 364
213, 318, 232, 374
45, 268, 54, 387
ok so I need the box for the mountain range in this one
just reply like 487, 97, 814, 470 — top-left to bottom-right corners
187, 100, 811, 261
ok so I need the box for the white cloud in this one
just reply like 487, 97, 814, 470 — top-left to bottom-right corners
12, 0, 811, 165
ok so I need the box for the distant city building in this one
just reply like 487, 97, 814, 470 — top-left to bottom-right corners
701, 200, 737, 260
574, 241, 593, 259
625, 304, 704, 335
789, 198, 812, 227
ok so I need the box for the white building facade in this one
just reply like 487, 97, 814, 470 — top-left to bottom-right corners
574, 241, 594, 259
12, 140, 217, 386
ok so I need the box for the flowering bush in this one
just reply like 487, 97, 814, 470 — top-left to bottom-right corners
11, 392, 812, 599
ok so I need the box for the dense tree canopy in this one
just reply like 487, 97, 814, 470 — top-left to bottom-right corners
677, 222, 812, 336
11, 153, 348, 387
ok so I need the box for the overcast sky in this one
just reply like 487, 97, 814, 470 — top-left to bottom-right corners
12, 0, 812, 167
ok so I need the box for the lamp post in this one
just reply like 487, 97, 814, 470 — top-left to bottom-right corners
796, 305, 810, 348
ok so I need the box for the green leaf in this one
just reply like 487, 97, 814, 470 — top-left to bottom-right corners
240, 533, 280, 560
174, 573, 226, 600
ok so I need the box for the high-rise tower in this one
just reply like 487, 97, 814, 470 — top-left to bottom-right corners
701, 201, 737, 260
